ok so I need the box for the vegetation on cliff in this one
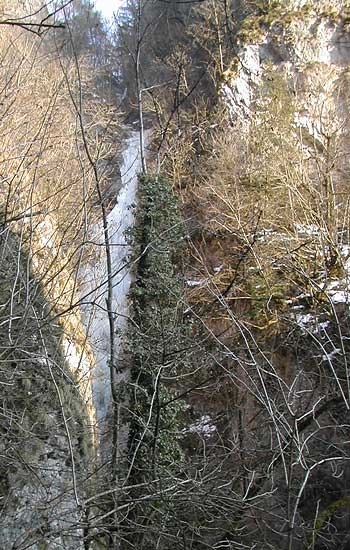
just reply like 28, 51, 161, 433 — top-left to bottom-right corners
0, 1, 121, 548
114, 1, 350, 549
2, 0, 350, 549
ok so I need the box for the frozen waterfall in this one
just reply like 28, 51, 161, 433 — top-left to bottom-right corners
81, 132, 141, 438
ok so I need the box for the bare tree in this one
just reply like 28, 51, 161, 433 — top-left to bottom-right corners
0, 3, 124, 548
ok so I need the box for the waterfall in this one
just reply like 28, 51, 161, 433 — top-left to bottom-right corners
81, 131, 141, 440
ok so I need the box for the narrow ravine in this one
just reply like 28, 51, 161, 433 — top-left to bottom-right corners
82, 131, 141, 441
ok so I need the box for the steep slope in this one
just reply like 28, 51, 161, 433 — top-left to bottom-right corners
5, 0, 349, 548
114, 1, 350, 548
179, 2, 350, 548
0, 228, 91, 549
80, 132, 141, 454
0, 6, 122, 548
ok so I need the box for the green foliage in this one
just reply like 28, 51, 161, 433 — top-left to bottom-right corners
122, 173, 187, 547
306, 496, 350, 548
127, 174, 185, 472
237, 1, 315, 44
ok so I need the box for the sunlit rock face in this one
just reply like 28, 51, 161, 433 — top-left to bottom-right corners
222, 0, 350, 126
221, 45, 262, 120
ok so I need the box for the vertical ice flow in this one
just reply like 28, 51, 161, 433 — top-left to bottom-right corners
85, 132, 141, 429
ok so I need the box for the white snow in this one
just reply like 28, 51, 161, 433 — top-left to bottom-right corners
322, 348, 341, 362
328, 289, 350, 304
186, 279, 207, 287
184, 414, 217, 438
295, 223, 323, 237
295, 313, 314, 329
294, 312, 330, 334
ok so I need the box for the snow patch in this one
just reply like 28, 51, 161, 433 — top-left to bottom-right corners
328, 289, 350, 304
294, 313, 330, 334
186, 279, 207, 287
295, 223, 323, 237
322, 348, 341, 362
184, 415, 217, 438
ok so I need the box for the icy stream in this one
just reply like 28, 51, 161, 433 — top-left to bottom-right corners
82, 132, 141, 436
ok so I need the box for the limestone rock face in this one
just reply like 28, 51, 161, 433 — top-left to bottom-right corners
0, 230, 91, 550
222, 0, 350, 130
222, 44, 262, 120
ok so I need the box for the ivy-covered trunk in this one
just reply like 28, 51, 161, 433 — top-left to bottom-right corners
123, 174, 185, 548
